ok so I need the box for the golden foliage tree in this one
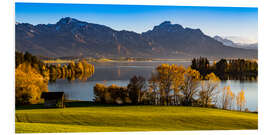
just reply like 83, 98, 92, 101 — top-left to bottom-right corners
171, 65, 185, 105
15, 63, 48, 105
156, 64, 174, 105
155, 64, 186, 105
180, 67, 201, 106
236, 89, 246, 111
76, 60, 95, 81
220, 86, 235, 110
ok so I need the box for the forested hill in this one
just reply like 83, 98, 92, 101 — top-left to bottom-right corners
16, 17, 257, 59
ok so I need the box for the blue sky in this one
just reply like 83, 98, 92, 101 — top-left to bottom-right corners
15, 3, 258, 43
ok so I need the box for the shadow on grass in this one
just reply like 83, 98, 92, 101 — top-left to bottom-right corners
15, 101, 258, 114
16, 104, 47, 110
15, 101, 143, 110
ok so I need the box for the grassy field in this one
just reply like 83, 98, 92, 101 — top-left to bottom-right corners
15, 105, 258, 133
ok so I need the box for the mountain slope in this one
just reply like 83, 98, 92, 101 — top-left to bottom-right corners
213, 35, 258, 50
16, 17, 257, 58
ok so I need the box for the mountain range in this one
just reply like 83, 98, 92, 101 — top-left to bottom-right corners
213, 36, 257, 50
15, 17, 257, 59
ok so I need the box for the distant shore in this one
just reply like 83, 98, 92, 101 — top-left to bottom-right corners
42, 57, 258, 64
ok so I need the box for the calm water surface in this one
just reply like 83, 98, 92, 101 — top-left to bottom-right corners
48, 61, 258, 111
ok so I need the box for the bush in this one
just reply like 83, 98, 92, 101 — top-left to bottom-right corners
94, 83, 130, 105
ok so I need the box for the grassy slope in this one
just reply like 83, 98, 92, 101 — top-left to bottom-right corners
15, 106, 258, 133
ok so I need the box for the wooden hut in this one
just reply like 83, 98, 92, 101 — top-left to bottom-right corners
41, 92, 65, 108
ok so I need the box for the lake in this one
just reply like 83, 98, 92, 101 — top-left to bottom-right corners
48, 61, 258, 111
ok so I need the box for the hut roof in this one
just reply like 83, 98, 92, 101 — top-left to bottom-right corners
41, 92, 64, 100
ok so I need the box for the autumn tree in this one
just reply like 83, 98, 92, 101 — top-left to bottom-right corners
15, 63, 48, 105
15, 51, 24, 68
236, 89, 246, 111
75, 60, 95, 81
94, 83, 130, 104
147, 64, 185, 105
149, 65, 200, 106
155, 64, 181, 105
47, 60, 95, 81
76, 61, 84, 73
180, 67, 201, 106
198, 72, 220, 107
94, 83, 107, 103
171, 65, 185, 105
220, 86, 235, 110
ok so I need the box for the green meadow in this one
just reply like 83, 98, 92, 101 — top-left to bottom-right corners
15, 105, 258, 133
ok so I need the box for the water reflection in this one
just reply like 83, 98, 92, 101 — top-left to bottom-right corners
217, 73, 257, 81
49, 70, 94, 82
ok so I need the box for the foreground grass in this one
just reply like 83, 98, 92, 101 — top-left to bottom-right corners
15, 105, 257, 133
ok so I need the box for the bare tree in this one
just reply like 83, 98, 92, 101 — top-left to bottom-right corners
198, 73, 220, 107
127, 76, 146, 104
148, 73, 159, 105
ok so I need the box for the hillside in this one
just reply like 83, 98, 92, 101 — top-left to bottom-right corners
213, 35, 258, 50
16, 17, 257, 59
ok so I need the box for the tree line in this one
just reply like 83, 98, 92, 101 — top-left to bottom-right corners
15, 51, 95, 105
16, 51, 95, 82
48, 60, 95, 82
191, 57, 257, 80
94, 64, 247, 111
